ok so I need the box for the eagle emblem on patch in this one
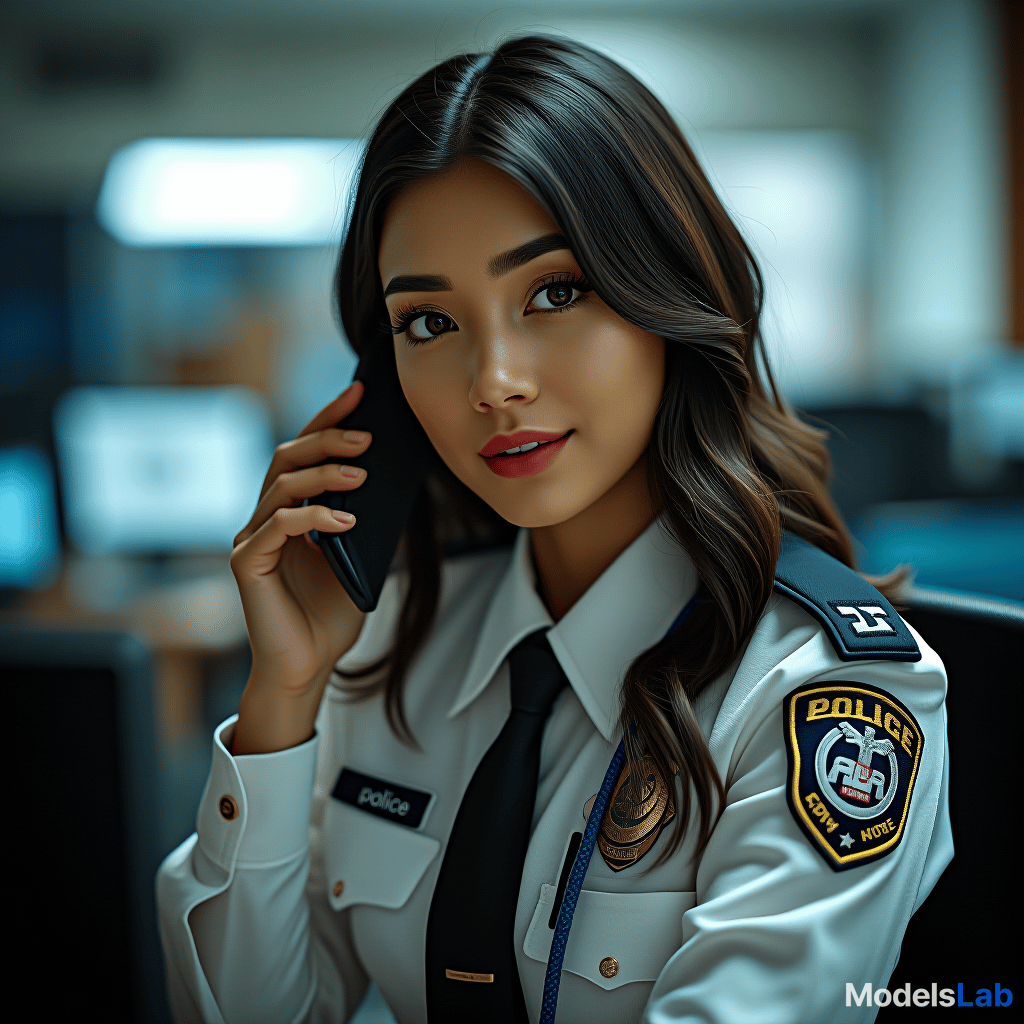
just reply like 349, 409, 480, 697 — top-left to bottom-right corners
598, 754, 675, 871
784, 681, 924, 871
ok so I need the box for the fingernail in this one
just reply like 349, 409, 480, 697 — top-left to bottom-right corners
339, 465, 361, 478
343, 430, 368, 443
332, 510, 355, 523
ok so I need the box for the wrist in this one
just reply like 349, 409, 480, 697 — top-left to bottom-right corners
232, 671, 327, 755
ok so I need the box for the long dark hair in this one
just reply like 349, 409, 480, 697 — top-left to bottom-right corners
334, 35, 871, 862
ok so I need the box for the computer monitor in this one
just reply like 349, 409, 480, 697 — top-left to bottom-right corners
53, 386, 274, 555
0, 444, 61, 593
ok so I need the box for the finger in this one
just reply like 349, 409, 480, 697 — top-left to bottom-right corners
239, 463, 367, 544
263, 426, 371, 499
232, 505, 355, 578
298, 379, 365, 438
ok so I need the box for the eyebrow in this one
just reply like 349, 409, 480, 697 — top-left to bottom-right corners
382, 274, 453, 298
381, 232, 572, 298
487, 232, 570, 278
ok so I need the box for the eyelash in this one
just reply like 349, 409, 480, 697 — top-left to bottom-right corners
528, 273, 593, 315
389, 304, 443, 339
388, 272, 593, 344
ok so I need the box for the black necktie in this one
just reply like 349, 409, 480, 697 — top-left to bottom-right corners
425, 629, 568, 1023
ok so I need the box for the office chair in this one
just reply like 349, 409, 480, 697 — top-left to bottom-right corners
1, 625, 170, 1024
878, 586, 1023, 1015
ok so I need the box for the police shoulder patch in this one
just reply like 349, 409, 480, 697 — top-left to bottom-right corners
783, 681, 924, 871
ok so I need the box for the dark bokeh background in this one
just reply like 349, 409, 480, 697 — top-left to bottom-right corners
1, 1, 1020, 1021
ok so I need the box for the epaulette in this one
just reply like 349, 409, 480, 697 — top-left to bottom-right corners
774, 531, 920, 662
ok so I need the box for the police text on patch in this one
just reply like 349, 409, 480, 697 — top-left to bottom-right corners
331, 767, 433, 829
783, 681, 924, 870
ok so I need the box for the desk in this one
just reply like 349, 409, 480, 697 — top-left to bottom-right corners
4, 558, 249, 747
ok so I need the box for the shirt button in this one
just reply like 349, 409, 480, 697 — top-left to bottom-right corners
219, 795, 238, 821
599, 956, 618, 978
333, 880, 345, 897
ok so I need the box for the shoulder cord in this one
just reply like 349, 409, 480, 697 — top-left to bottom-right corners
539, 592, 700, 1023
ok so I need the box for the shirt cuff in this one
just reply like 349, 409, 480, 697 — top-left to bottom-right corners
195, 715, 319, 872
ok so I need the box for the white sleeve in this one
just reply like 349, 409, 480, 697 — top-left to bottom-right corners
644, 644, 952, 1024
155, 716, 369, 1024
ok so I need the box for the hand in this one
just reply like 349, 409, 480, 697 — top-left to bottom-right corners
230, 381, 370, 753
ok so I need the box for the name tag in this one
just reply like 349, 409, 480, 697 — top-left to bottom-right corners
332, 767, 434, 829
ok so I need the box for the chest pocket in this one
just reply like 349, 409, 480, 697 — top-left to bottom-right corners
322, 798, 441, 912
523, 885, 696, 991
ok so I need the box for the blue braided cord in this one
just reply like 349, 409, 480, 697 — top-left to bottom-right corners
538, 591, 699, 1023
539, 739, 625, 1024
665, 591, 699, 636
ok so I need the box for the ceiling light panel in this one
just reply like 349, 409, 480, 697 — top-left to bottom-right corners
97, 137, 363, 246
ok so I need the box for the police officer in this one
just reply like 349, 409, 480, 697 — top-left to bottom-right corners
156, 38, 951, 1024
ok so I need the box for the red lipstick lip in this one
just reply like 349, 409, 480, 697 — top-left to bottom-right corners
478, 429, 572, 459
483, 431, 572, 479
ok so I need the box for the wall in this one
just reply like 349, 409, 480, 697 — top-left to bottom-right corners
1, 0, 1012, 405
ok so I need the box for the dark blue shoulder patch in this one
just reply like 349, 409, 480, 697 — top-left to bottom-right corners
774, 532, 920, 662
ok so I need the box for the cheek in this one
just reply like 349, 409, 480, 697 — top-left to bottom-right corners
395, 347, 466, 458
571, 324, 665, 429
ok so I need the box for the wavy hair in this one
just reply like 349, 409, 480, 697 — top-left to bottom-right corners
334, 35, 877, 862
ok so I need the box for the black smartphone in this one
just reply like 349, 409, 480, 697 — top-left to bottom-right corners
306, 336, 437, 612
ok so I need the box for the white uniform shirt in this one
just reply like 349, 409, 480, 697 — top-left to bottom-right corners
157, 520, 952, 1024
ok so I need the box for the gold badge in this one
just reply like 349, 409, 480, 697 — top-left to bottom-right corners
598, 755, 675, 871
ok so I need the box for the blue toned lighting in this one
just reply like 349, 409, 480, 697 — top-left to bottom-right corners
852, 499, 1024, 602
96, 138, 363, 247
0, 445, 61, 588
971, 354, 1024, 459
54, 387, 276, 555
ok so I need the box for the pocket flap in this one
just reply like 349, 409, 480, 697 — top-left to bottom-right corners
323, 799, 440, 911
524, 884, 696, 991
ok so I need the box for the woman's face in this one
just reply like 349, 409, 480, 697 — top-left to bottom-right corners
379, 159, 665, 529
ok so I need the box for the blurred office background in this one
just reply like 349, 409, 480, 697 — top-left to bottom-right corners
1, 1, 1021, 1020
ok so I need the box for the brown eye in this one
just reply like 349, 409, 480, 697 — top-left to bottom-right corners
546, 283, 573, 306
406, 312, 455, 342
424, 314, 451, 334
529, 277, 591, 312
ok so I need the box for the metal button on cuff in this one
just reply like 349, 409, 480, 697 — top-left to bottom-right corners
333, 880, 345, 897
599, 957, 618, 979
219, 795, 238, 821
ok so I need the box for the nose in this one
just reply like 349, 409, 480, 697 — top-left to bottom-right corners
467, 327, 538, 412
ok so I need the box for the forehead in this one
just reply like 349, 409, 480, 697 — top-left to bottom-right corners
378, 160, 561, 278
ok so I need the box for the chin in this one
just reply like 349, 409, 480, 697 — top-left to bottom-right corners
489, 506, 575, 530
476, 481, 597, 530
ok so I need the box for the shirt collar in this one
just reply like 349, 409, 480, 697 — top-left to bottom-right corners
447, 518, 698, 741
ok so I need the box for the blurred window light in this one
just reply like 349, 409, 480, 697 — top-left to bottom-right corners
54, 387, 275, 555
96, 138, 363, 247
695, 131, 868, 407
0, 445, 61, 589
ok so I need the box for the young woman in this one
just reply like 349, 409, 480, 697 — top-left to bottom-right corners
158, 36, 951, 1024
